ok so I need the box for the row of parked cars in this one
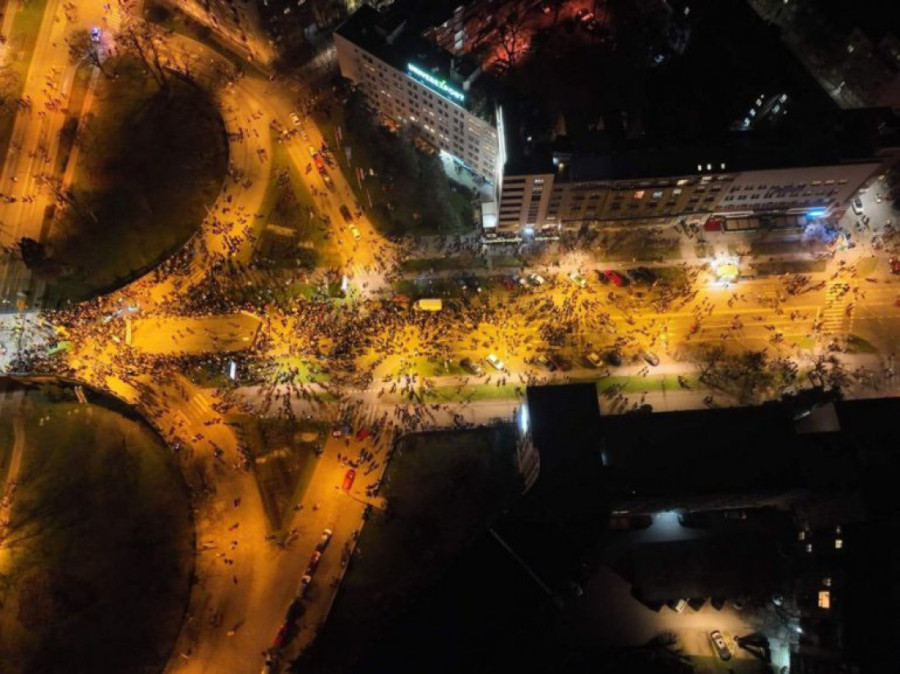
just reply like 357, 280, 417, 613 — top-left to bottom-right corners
263, 528, 336, 672
459, 348, 659, 375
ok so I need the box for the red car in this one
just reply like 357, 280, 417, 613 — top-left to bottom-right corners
355, 428, 371, 441
306, 550, 322, 575
604, 269, 624, 287
342, 468, 356, 491
272, 623, 289, 650
704, 216, 724, 232
890, 256, 900, 274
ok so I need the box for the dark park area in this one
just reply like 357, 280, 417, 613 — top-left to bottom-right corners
34, 56, 227, 302
0, 380, 193, 674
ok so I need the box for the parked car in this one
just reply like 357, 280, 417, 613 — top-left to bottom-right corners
461, 357, 484, 375
527, 273, 545, 286
709, 630, 732, 661
585, 352, 602, 368
710, 596, 726, 610
348, 224, 361, 241
306, 551, 322, 575
595, 269, 610, 284
890, 256, 900, 274
535, 354, 556, 372
91, 26, 102, 43
852, 197, 864, 215
568, 271, 588, 288
272, 623, 289, 649
548, 353, 572, 371
640, 351, 660, 366
339, 204, 353, 223
342, 468, 356, 491
604, 269, 626, 287
499, 276, 517, 290
486, 353, 505, 371
297, 574, 312, 598
317, 528, 334, 552
667, 598, 688, 613
606, 350, 623, 367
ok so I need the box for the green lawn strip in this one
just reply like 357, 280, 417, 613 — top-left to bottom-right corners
389, 382, 522, 403
845, 334, 877, 354
0, 390, 192, 674
0, 0, 49, 162
317, 427, 522, 667
395, 355, 466, 377
751, 259, 827, 276
233, 413, 324, 530
54, 62, 94, 175
145, 0, 267, 78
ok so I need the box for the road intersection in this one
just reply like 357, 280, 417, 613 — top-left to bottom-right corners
1, 3, 900, 673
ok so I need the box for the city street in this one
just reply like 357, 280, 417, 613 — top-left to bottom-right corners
1, 2, 899, 673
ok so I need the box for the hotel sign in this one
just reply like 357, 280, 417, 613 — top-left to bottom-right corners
407, 63, 465, 104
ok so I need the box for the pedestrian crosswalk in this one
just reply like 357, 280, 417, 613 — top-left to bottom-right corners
819, 281, 854, 335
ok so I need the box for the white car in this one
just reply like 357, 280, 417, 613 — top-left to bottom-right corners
297, 574, 312, 598
349, 224, 361, 241
851, 197, 864, 215
527, 273, 545, 286
486, 354, 505, 371
316, 528, 333, 552
307, 145, 318, 157
90, 26, 101, 43
568, 271, 587, 288
289, 112, 302, 127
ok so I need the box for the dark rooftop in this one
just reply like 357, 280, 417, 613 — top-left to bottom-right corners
335, 5, 496, 123
501, 0, 892, 179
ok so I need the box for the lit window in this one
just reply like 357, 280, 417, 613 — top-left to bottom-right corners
818, 591, 831, 609
835, 525, 842, 534
634, 190, 644, 199
823, 577, 832, 587
697, 164, 703, 172
806, 543, 813, 553
835, 538, 843, 549
652, 191, 663, 199
673, 188, 682, 195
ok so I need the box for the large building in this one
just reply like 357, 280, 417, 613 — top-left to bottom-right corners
334, 5, 501, 182
335, 1, 898, 240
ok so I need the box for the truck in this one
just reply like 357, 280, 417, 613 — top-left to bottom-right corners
413, 298, 443, 311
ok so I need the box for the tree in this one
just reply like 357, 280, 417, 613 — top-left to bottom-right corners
116, 18, 169, 90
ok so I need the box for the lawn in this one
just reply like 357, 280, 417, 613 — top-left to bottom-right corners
306, 426, 523, 670
40, 57, 227, 302
53, 62, 93, 176
234, 414, 325, 530
313, 91, 475, 236
0, 384, 193, 674
750, 259, 827, 276
0, 0, 49, 163
253, 129, 340, 269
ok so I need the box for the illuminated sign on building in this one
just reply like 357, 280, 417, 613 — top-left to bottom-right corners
407, 63, 465, 104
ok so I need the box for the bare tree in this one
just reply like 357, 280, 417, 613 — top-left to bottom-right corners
116, 18, 169, 90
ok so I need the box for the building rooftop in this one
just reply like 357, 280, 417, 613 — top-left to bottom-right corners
335, 5, 497, 123
501, 0, 895, 179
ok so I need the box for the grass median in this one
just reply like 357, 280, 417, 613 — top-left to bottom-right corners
40, 56, 228, 302
0, 384, 193, 674
306, 426, 522, 670
0, 0, 49, 163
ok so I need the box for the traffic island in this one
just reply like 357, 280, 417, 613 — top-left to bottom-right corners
37, 56, 228, 303
0, 380, 193, 674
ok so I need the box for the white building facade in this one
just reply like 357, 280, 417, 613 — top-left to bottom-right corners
334, 9, 500, 181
